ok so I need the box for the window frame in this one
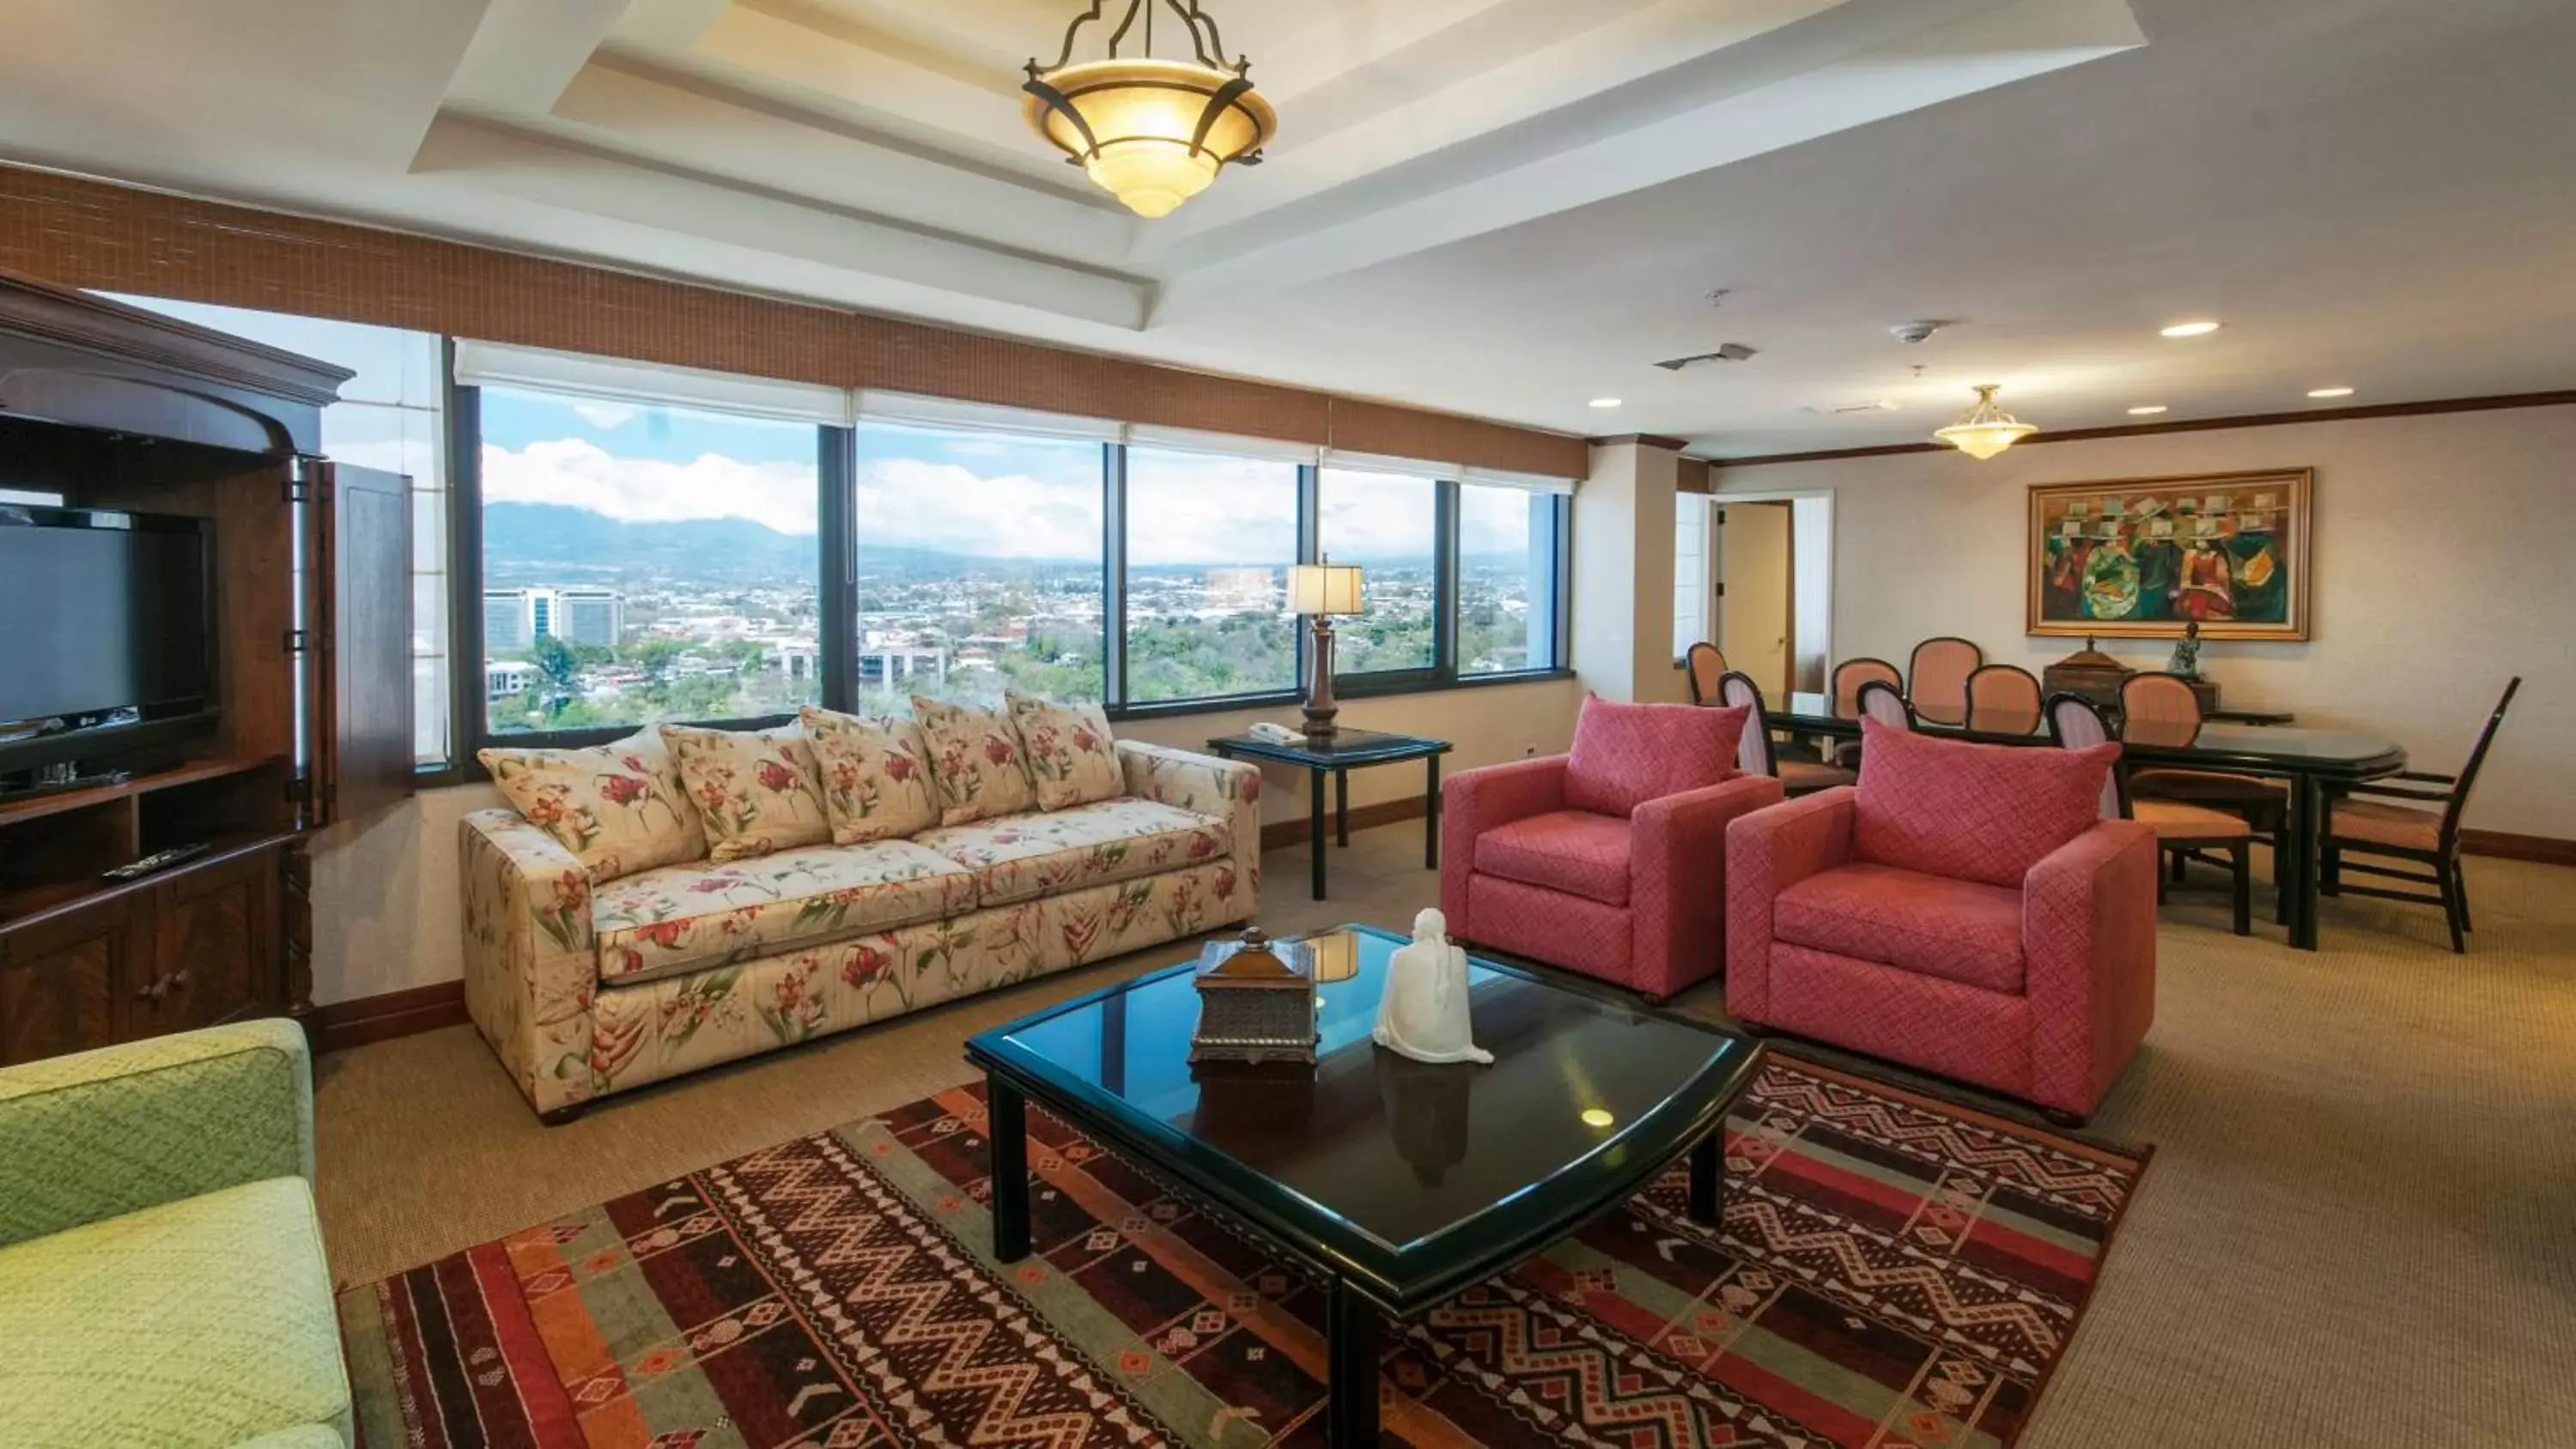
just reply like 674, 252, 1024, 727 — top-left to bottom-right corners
443, 399, 1576, 778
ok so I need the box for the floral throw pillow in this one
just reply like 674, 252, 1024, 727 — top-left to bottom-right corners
910, 696, 1037, 826
1005, 693, 1124, 810
659, 723, 832, 862
478, 728, 704, 882
799, 705, 942, 844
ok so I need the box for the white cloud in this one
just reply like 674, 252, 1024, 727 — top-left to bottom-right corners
483, 440, 819, 535
572, 401, 640, 430
854, 457, 1099, 558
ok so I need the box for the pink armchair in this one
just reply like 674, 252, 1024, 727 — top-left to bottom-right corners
1725, 719, 2158, 1122
1442, 698, 1783, 1000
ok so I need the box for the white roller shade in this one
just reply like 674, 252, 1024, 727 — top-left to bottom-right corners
1123, 423, 1320, 464
1460, 464, 1577, 495
453, 340, 852, 425
856, 390, 1122, 443
1317, 449, 1455, 481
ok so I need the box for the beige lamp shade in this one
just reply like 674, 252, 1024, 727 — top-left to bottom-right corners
1289, 561, 1364, 615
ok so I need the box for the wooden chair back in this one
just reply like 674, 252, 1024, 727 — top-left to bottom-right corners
2047, 692, 2129, 820
1716, 670, 1776, 776
1965, 664, 2043, 736
1907, 637, 1984, 724
1684, 642, 1728, 705
2120, 672, 2205, 747
2439, 676, 2523, 840
1856, 677, 1915, 731
1831, 658, 1901, 720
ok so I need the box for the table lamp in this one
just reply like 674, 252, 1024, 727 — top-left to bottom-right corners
1288, 557, 1364, 739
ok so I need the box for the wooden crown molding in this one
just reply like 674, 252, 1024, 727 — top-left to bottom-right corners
0, 165, 1586, 478
1589, 432, 1692, 452
1704, 390, 2576, 468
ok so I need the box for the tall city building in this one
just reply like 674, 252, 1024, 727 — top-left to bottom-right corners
483, 587, 624, 651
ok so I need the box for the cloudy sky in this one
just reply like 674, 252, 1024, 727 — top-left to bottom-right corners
477, 391, 1479, 564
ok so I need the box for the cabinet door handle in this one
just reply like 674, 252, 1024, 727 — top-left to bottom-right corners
137, 974, 171, 1000
169, 969, 192, 992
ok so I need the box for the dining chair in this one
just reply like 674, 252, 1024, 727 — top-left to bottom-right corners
1829, 658, 1900, 767
1907, 637, 1984, 726
2048, 693, 2252, 935
1718, 670, 1856, 796
2121, 674, 2288, 814
2320, 676, 2519, 953
1856, 677, 1915, 731
1683, 641, 1728, 705
1965, 664, 2044, 735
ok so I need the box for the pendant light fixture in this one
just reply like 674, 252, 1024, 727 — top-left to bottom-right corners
1024, 1, 1277, 219
1933, 384, 2039, 460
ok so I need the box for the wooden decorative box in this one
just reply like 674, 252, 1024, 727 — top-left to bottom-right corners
1189, 927, 1318, 1066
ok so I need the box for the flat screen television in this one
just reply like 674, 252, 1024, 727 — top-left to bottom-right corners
0, 506, 220, 775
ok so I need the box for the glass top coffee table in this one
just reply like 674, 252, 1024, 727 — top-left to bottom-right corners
964, 922, 1765, 1448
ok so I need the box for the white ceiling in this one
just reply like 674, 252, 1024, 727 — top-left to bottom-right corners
0, 0, 2569, 455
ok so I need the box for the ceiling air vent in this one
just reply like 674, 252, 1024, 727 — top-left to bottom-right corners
1652, 343, 1759, 371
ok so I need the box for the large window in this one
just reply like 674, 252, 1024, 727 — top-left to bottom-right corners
851, 422, 1106, 711
477, 386, 823, 735
1316, 468, 1439, 676
1459, 482, 1566, 676
110, 295, 452, 766
1122, 448, 1301, 703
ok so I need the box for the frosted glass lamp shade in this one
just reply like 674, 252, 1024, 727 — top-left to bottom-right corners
1289, 562, 1364, 615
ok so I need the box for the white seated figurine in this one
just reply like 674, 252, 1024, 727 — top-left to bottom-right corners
1372, 907, 1493, 1066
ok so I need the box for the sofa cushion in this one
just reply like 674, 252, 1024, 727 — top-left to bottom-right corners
593, 840, 976, 983
800, 705, 942, 844
1563, 695, 1749, 817
0, 1177, 348, 1449
914, 798, 1230, 906
1853, 718, 2120, 888
662, 722, 833, 862
1473, 809, 1633, 906
478, 727, 703, 882
913, 697, 1039, 825
1006, 693, 1125, 810
1774, 862, 2027, 994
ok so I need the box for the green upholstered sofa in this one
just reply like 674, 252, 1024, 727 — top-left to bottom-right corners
0, 1021, 350, 1449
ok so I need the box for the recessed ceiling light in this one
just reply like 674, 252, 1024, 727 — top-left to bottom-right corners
2307, 387, 2355, 399
2160, 320, 2223, 338
1589, 397, 1623, 409
2128, 405, 2170, 415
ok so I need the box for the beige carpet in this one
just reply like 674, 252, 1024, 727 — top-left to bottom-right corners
314, 829, 2576, 1447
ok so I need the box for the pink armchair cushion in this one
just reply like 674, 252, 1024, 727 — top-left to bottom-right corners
1852, 718, 2120, 888
1473, 809, 1633, 906
1563, 696, 1750, 817
1773, 863, 2026, 995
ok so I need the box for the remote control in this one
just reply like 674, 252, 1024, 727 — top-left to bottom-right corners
102, 842, 212, 881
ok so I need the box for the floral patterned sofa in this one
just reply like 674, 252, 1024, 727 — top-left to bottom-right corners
461, 694, 1260, 1121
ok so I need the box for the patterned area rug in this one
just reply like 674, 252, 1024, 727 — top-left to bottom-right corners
339, 1056, 2147, 1448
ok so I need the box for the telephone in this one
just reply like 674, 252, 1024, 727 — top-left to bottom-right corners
1246, 721, 1303, 745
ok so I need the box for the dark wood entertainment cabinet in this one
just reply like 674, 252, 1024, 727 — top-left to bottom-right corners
0, 272, 412, 1067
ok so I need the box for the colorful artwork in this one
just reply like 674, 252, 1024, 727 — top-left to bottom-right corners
2028, 470, 2311, 640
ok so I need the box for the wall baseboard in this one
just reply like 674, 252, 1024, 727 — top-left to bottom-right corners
2460, 829, 2576, 866
1259, 795, 1430, 852
308, 980, 469, 1055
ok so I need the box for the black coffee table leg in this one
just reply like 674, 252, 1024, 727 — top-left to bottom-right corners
987, 1075, 1030, 1262
1309, 768, 1328, 900
1335, 767, 1350, 847
1688, 1131, 1723, 1226
1326, 1278, 1382, 1448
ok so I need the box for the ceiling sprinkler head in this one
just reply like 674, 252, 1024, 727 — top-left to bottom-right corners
1891, 319, 1948, 344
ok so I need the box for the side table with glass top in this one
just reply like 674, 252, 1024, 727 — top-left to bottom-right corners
1206, 728, 1453, 900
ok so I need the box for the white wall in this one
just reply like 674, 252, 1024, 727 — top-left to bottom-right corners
1716, 403, 2575, 839
1575, 441, 1686, 703
307, 676, 1582, 1005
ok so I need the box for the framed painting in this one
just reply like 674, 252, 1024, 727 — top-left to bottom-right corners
2027, 469, 2312, 640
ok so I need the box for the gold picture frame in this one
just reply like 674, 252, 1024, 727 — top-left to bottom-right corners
2027, 469, 2312, 641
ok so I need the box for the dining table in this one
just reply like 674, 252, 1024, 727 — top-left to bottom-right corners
1771, 691, 2406, 951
